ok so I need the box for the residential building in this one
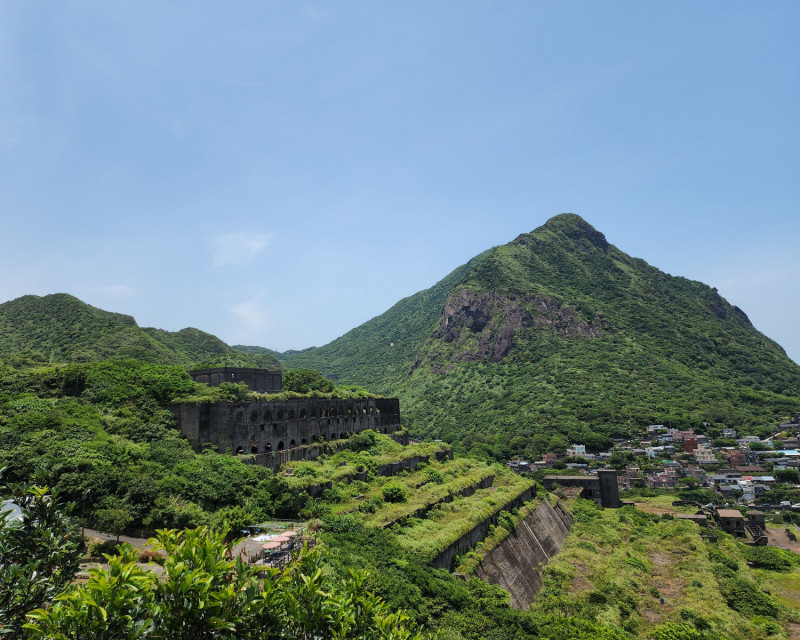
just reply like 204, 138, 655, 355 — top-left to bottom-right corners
566, 444, 586, 457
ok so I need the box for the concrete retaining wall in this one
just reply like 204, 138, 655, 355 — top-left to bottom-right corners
474, 499, 573, 609
432, 486, 535, 570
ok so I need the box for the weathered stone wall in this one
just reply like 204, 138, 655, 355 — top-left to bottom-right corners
170, 397, 401, 457
189, 367, 282, 393
474, 499, 573, 609
432, 486, 535, 570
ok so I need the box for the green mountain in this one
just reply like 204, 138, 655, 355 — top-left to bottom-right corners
0, 293, 280, 369
281, 214, 800, 458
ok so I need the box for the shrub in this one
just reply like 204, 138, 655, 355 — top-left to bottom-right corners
382, 482, 408, 504
741, 544, 799, 571
89, 540, 122, 557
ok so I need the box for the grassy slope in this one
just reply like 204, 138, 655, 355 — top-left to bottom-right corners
0, 293, 279, 368
534, 498, 800, 640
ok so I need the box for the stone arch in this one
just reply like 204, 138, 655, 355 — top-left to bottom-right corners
277, 409, 284, 420
290, 439, 296, 447
265, 410, 272, 421
250, 445, 258, 453
236, 446, 244, 454
264, 443, 272, 452
259, 424, 265, 432
301, 438, 307, 444
330, 408, 337, 417
277, 441, 285, 451
288, 409, 296, 420
310, 409, 317, 418
235, 411, 244, 424
250, 411, 258, 422
300, 408, 307, 419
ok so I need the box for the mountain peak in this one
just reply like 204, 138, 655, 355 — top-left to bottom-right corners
512, 213, 608, 253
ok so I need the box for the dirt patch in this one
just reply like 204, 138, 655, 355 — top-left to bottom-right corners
766, 526, 800, 554
644, 550, 686, 624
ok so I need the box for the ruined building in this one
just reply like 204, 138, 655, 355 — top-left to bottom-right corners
172, 368, 401, 458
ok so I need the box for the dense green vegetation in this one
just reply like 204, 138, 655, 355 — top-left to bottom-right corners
0, 359, 303, 531
278, 214, 800, 459
0, 294, 280, 368
1, 482, 431, 639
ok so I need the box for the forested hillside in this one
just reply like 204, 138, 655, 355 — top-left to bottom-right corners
279, 214, 800, 459
0, 293, 280, 368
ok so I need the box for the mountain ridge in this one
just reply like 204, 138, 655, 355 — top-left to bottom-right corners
0, 293, 280, 368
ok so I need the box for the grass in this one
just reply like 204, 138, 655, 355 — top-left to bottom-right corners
453, 496, 542, 574
532, 497, 800, 639
390, 466, 535, 560
282, 438, 449, 491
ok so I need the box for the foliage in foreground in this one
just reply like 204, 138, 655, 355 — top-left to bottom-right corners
0, 478, 83, 640
22, 524, 429, 640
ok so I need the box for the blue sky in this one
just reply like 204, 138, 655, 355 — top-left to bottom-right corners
1, 2, 798, 363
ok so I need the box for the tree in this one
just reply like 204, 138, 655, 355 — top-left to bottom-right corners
25, 525, 431, 640
0, 478, 82, 640
283, 369, 335, 394
94, 506, 133, 543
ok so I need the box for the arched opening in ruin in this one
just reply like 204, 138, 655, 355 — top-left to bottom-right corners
290, 439, 296, 447
259, 424, 265, 432
277, 441, 285, 451
330, 408, 337, 417
312, 435, 320, 443
251, 445, 258, 453
277, 409, 284, 420
265, 410, 272, 421
236, 446, 244, 454
301, 438, 307, 444
320, 409, 326, 418
235, 412, 244, 424
310, 409, 317, 418
264, 443, 272, 452
288, 409, 296, 420
250, 411, 258, 422
299, 408, 307, 419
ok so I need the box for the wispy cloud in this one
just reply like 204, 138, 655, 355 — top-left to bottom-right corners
212, 232, 272, 268
230, 291, 273, 342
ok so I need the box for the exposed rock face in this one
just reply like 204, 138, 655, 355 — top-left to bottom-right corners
709, 288, 752, 325
436, 289, 611, 364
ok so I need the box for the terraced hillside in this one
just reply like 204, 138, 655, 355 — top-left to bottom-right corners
280, 431, 535, 568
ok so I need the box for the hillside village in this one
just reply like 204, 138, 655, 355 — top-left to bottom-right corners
507, 417, 800, 541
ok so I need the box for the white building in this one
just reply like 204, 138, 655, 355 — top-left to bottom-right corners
566, 443, 586, 457
693, 445, 716, 464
